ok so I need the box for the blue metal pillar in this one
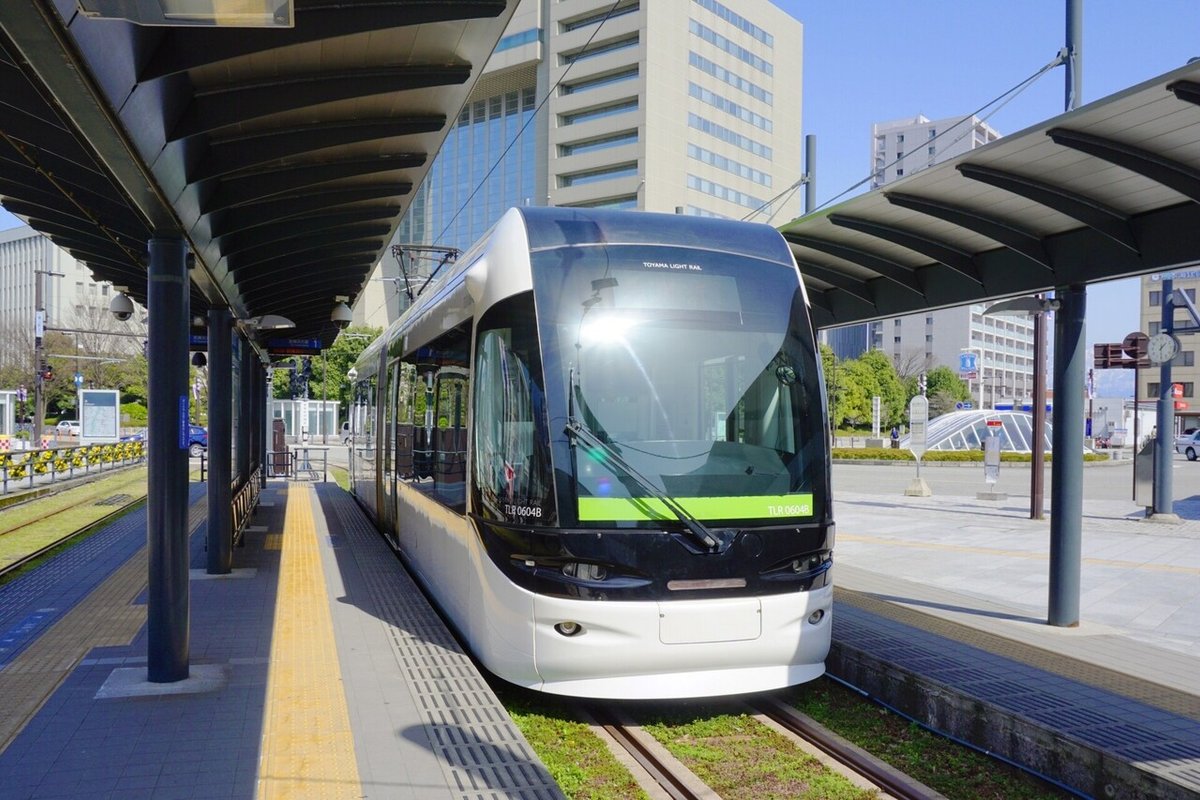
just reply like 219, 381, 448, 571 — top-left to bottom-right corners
260, 366, 270, 489
147, 237, 190, 681
1153, 279, 1176, 516
238, 340, 253, 484
206, 307, 232, 575
1048, 284, 1086, 627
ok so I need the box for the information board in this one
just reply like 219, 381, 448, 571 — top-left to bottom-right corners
908, 395, 928, 459
79, 389, 120, 443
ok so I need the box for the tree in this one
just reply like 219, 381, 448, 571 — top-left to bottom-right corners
858, 349, 907, 427
268, 326, 381, 421
818, 344, 844, 431
924, 365, 971, 417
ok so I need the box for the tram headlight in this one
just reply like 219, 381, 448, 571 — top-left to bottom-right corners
807, 609, 825, 625
554, 621, 583, 637
562, 562, 607, 581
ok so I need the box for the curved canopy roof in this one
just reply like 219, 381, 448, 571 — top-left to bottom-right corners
0, 0, 516, 348
903, 410, 1051, 454
781, 60, 1200, 330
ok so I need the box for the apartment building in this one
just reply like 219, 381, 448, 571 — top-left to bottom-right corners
825, 112, 1032, 409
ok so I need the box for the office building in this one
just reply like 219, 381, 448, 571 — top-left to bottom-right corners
355, 0, 805, 326
825, 112, 1031, 410
1140, 271, 1200, 431
0, 225, 144, 371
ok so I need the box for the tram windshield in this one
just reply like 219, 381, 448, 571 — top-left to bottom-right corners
533, 243, 826, 527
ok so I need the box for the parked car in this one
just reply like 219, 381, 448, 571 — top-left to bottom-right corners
56, 420, 81, 436
188, 425, 208, 458
1175, 430, 1200, 460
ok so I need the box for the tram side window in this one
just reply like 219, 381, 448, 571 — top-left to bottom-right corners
383, 362, 398, 483
362, 376, 377, 455
402, 322, 471, 511
394, 362, 416, 481
472, 293, 556, 526
434, 369, 469, 509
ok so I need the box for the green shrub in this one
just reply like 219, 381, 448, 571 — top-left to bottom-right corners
832, 447, 1108, 463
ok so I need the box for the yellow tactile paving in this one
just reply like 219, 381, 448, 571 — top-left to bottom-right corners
256, 486, 360, 800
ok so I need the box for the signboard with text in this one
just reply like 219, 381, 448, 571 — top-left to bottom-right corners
79, 389, 120, 444
908, 395, 929, 459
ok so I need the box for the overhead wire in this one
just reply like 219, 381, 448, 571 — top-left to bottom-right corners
361, 0, 627, 324
741, 48, 1069, 223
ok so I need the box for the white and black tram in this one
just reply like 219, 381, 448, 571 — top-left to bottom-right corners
348, 207, 833, 699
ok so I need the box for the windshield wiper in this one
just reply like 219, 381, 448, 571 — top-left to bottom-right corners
564, 416, 720, 552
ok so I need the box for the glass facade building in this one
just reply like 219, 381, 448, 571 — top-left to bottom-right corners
358, 0, 805, 327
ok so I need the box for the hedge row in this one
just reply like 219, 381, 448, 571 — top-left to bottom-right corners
833, 447, 1110, 463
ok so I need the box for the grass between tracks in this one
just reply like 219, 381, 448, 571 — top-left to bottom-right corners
499, 679, 1074, 800
640, 702, 875, 799
790, 679, 1072, 800
0, 465, 148, 578
503, 689, 650, 800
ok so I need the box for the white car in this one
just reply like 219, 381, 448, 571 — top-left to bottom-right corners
56, 420, 81, 436
1175, 430, 1200, 460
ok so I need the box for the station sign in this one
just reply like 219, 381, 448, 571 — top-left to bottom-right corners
908, 395, 928, 459
267, 337, 322, 355
189, 334, 207, 352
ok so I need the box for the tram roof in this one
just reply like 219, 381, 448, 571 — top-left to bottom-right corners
0, 1, 517, 350
779, 59, 1200, 330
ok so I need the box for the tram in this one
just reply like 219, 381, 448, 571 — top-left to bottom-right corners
348, 207, 833, 699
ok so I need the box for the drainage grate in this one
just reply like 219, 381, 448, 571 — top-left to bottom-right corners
94, 494, 132, 506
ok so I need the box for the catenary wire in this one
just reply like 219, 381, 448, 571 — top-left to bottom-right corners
741, 48, 1069, 223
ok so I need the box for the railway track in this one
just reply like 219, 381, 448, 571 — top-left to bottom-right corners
585, 696, 938, 800
0, 493, 146, 580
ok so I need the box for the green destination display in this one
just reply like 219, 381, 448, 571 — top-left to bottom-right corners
578, 494, 814, 521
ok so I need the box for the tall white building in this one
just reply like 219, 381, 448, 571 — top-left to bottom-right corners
0, 225, 144, 371
827, 113, 1032, 409
356, 0, 804, 326
870, 113, 999, 189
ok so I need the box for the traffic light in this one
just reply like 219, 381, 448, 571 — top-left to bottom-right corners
42, 366, 53, 381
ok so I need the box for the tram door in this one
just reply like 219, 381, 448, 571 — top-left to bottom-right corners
380, 360, 399, 535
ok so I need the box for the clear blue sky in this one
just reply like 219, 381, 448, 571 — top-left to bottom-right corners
0, 2, 1192, 354
771, 0, 1198, 356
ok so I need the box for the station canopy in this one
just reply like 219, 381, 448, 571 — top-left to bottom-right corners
780, 60, 1200, 330
0, 1, 517, 350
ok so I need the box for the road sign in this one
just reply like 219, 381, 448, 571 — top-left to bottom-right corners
958, 352, 977, 377
1176, 401, 1189, 410
986, 419, 1003, 428
73, 372, 83, 388
1173, 383, 1184, 398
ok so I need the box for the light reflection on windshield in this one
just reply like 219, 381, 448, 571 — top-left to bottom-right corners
534, 245, 824, 525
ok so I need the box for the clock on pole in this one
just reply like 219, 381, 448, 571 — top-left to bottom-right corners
1147, 332, 1180, 364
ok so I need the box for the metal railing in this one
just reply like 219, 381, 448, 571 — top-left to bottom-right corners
0, 440, 148, 495
231, 465, 262, 546
266, 447, 327, 482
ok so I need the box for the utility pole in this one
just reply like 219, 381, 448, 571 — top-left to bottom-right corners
32, 269, 64, 447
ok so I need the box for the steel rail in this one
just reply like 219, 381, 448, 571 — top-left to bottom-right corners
0, 494, 145, 580
585, 706, 708, 800
750, 695, 936, 800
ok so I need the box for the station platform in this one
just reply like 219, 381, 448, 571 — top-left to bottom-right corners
831, 483, 1200, 800
0, 473, 1195, 799
0, 480, 561, 800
